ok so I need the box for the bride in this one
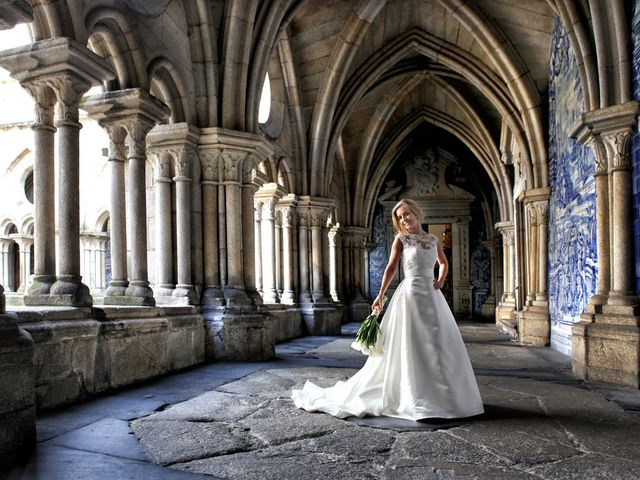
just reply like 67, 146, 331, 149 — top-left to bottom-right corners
291, 198, 484, 421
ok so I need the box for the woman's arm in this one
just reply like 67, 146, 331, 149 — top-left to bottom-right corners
434, 239, 448, 290
372, 235, 403, 311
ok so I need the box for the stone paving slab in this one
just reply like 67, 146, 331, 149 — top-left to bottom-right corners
132, 359, 640, 480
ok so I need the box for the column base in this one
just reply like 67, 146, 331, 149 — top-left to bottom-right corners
496, 300, 517, 338
172, 285, 198, 305
26, 274, 56, 296
572, 305, 640, 388
0, 313, 36, 469
279, 290, 296, 305
202, 306, 275, 361
301, 301, 340, 335
224, 287, 251, 308
105, 280, 128, 298
123, 281, 156, 306
201, 287, 224, 307
262, 288, 279, 304
518, 304, 550, 346
34, 275, 93, 307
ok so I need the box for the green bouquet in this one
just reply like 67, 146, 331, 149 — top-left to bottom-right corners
351, 296, 388, 356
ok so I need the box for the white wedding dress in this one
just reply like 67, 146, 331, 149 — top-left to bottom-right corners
291, 232, 484, 421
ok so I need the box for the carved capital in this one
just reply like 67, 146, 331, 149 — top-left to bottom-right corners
261, 199, 276, 220
297, 209, 309, 228
585, 134, 608, 176
124, 118, 155, 159
277, 207, 296, 228
23, 81, 56, 128
532, 200, 548, 224
309, 207, 327, 228
605, 130, 632, 172
52, 76, 91, 125
105, 124, 127, 163
200, 149, 221, 182
173, 148, 192, 180
153, 152, 172, 179
222, 150, 246, 183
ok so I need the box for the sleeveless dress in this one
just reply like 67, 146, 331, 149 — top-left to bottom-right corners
291, 232, 484, 420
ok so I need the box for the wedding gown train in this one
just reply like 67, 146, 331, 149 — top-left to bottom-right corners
291, 232, 484, 421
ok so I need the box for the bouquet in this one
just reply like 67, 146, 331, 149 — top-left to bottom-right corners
351, 296, 388, 356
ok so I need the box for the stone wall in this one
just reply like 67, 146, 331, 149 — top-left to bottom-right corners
15, 306, 205, 410
547, 16, 597, 355
632, 0, 640, 294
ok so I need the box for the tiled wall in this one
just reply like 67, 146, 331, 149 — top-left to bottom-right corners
547, 16, 598, 355
368, 205, 388, 300
632, 0, 640, 293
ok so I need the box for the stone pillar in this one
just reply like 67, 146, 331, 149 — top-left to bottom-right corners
172, 147, 196, 303
0, 1, 37, 467
298, 209, 312, 304
255, 184, 284, 303
452, 218, 473, 315
103, 125, 129, 299
571, 102, 640, 387
342, 226, 371, 323
496, 222, 516, 334
153, 152, 174, 298
0, 240, 13, 291
25, 84, 57, 298
14, 236, 33, 294
46, 74, 93, 305
200, 148, 224, 305
254, 200, 263, 294
309, 206, 329, 303
197, 128, 275, 361
518, 189, 551, 346
328, 224, 342, 302
277, 197, 297, 304
83, 90, 170, 306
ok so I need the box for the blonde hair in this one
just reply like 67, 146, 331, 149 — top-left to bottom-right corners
391, 198, 423, 233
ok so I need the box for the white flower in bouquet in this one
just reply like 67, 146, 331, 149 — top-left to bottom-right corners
351, 296, 388, 356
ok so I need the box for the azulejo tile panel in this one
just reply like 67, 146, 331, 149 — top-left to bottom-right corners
369, 207, 388, 300
547, 16, 597, 355
632, 0, 640, 293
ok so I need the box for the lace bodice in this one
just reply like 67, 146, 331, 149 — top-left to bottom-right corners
398, 232, 438, 277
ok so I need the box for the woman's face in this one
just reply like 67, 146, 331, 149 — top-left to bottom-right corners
396, 205, 418, 232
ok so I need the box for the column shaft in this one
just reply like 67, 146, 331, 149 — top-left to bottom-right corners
155, 176, 173, 293
173, 150, 195, 301
261, 201, 278, 303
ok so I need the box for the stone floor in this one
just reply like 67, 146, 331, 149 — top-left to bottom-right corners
3, 321, 640, 480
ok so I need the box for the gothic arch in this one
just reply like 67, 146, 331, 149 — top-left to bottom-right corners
147, 57, 192, 124
552, 0, 631, 110
85, 7, 148, 90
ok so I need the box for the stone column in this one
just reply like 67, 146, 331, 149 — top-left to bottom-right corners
297, 209, 312, 304
24, 84, 56, 298
152, 152, 174, 298
571, 102, 640, 387
535, 201, 549, 302
254, 200, 263, 295
277, 197, 297, 304
83, 90, 169, 306
197, 128, 274, 361
260, 199, 279, 303
495, 222, 516, 333
172, 148, 196, 303
124, 126, 154, 305
14, 236, 33, 294
518, 188, 551, 346
342, 226, 370, 323
0, 240, 12, 291
47, 78, 97, 306
328, 224, 341, 302
200, 148, 224, 305
452, 218, 473, 314
309, 206, 329, 303
104, 125, 129, 299
0, 1, 37, 468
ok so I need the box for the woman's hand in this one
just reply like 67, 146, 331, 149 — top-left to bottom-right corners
433, 278, 444, 290
371, 295, 384, 313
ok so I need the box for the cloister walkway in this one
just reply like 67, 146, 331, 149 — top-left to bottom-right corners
3, 320, 640, 480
